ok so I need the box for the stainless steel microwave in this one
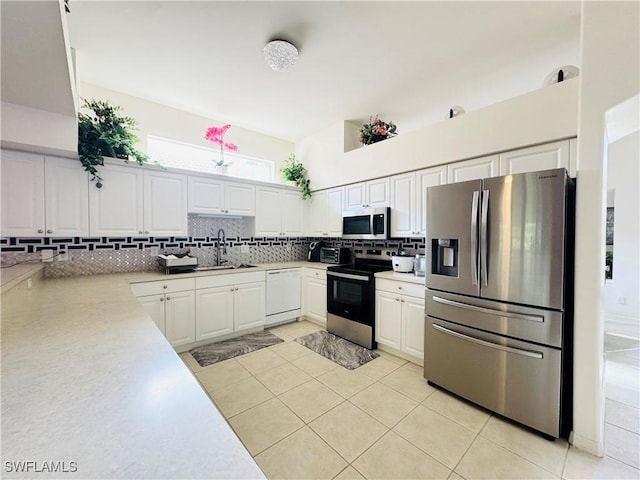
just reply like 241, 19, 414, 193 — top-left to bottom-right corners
342, 207, 390, 240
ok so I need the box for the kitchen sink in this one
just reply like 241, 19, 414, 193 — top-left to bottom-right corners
194, 264, 256, 271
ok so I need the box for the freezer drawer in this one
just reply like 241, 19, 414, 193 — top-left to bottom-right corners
424, 317, 563, 437
426, 290, 563, 348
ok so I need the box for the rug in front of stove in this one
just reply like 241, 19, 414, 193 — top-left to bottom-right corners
295, 330, 379, 370
189, 330, 284, 367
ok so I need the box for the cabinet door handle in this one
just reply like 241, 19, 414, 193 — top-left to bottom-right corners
46, 229, 53, 234
144, 231, 149, 235
138, 230, 143, 234
163, 285, 168, 289
160, 297, 164, 302
166, 296, 171, 301
37, 229, 43, 234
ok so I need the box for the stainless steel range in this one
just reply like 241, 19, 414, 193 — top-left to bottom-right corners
326, 248, 394, 349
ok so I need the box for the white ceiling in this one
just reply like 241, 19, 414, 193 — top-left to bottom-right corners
68, 1, 581, 143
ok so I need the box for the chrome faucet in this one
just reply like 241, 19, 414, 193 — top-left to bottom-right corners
216, 228, 228, 266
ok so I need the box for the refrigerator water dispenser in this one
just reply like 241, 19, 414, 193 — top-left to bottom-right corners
432, 239, 458, 277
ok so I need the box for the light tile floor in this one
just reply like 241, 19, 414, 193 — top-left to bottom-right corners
181, 321, 640, 479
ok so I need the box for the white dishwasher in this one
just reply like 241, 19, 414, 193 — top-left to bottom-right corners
265, 268, 302, 327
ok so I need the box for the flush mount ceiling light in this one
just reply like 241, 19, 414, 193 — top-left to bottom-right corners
263, 40, 298, 72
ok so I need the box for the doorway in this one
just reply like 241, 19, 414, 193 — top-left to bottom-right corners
602, 95, 639, 469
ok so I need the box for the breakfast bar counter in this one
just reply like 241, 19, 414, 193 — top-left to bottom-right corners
0, 270, 266, 479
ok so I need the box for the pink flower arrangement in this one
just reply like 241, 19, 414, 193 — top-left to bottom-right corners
205, 124, 238, 152
359, 115, 397, 145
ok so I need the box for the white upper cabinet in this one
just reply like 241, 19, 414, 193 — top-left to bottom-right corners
89, 164, 144, 236
1, 150, 88, 237
225, 182, 255, 216
390, 166, 446, 238
143, 171, 188, 236
447, 154, 499, 183
305, 187, 343, 237
45, 157, 90, 237
416, 165, 448, 237
326, 187, 344, 236
89, 164, 187, 237
281, 190, 305, 236
305, 190, 327, 237
1, 150, 45, 237
390, 172, 416, 238
255, 186, 304, 237
188, 176, 255, 216
499, 140, 571, 176
345, 178, 389, 209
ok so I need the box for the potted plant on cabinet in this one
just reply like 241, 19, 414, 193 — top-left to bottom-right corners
78, 98, 149, 188
281, 153, 311, 199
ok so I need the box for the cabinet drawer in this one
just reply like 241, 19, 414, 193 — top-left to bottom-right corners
304, 268, 327, 280
376, 279, 424, 298
195, 271, 265, 289
131, 277, 195, 297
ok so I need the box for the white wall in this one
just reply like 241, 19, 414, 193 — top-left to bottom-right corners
604, 131, 639, 338
296, 79, 579, 190
79, 83, 294, 184
0, 102, 78, 157
572, 0, 640, 456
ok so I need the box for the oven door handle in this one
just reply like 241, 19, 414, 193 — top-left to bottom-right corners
327, 271, 369, 282
432, 323, 543, 359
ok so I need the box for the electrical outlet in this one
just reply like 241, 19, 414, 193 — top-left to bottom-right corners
41, 250, 54, 263
240, 245, 250, 254
57, 252, 69, 262
27, 278, 32, 289
149, 246, 160, 256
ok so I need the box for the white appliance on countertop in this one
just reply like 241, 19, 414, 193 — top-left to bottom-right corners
265, 268, 302, 327
391, 255, 414, 273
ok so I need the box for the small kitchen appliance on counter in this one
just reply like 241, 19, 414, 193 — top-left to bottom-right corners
308, 241, 325, 262
320, 247, 351, 264
391, 254, 415, 273
159, 254, 198, 274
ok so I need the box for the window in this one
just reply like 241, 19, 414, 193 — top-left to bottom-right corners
146, 135, 275, 182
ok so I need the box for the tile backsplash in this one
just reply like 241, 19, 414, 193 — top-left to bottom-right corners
1, 214, 426, 278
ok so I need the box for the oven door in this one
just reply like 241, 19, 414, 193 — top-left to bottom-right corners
326, 271, 372, 326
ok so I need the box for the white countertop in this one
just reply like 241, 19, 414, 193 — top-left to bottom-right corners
1, 269, 267, 478
375, 270, 427, 285
127, 260, 330, 284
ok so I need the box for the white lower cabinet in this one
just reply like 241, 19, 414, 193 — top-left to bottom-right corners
136, 290, 196, 347
234, 282, 266, 331
195, 287, 234, 341
131, 278, 196, 347
195, 272, 266, 341
164, 290, 196, 347
138, 294, 167, 335
375, 278, 425, 362
303, 268, 327, 325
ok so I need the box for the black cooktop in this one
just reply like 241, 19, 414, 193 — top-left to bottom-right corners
327, 257, 393, 276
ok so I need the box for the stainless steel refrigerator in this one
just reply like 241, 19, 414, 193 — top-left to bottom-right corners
424, 168, 574, 438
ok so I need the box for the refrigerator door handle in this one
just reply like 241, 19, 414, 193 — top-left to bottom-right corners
432, 323, 544, 359
471, 190, 480, 286
431, 295, 545, 323
481, 189, 489, 286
